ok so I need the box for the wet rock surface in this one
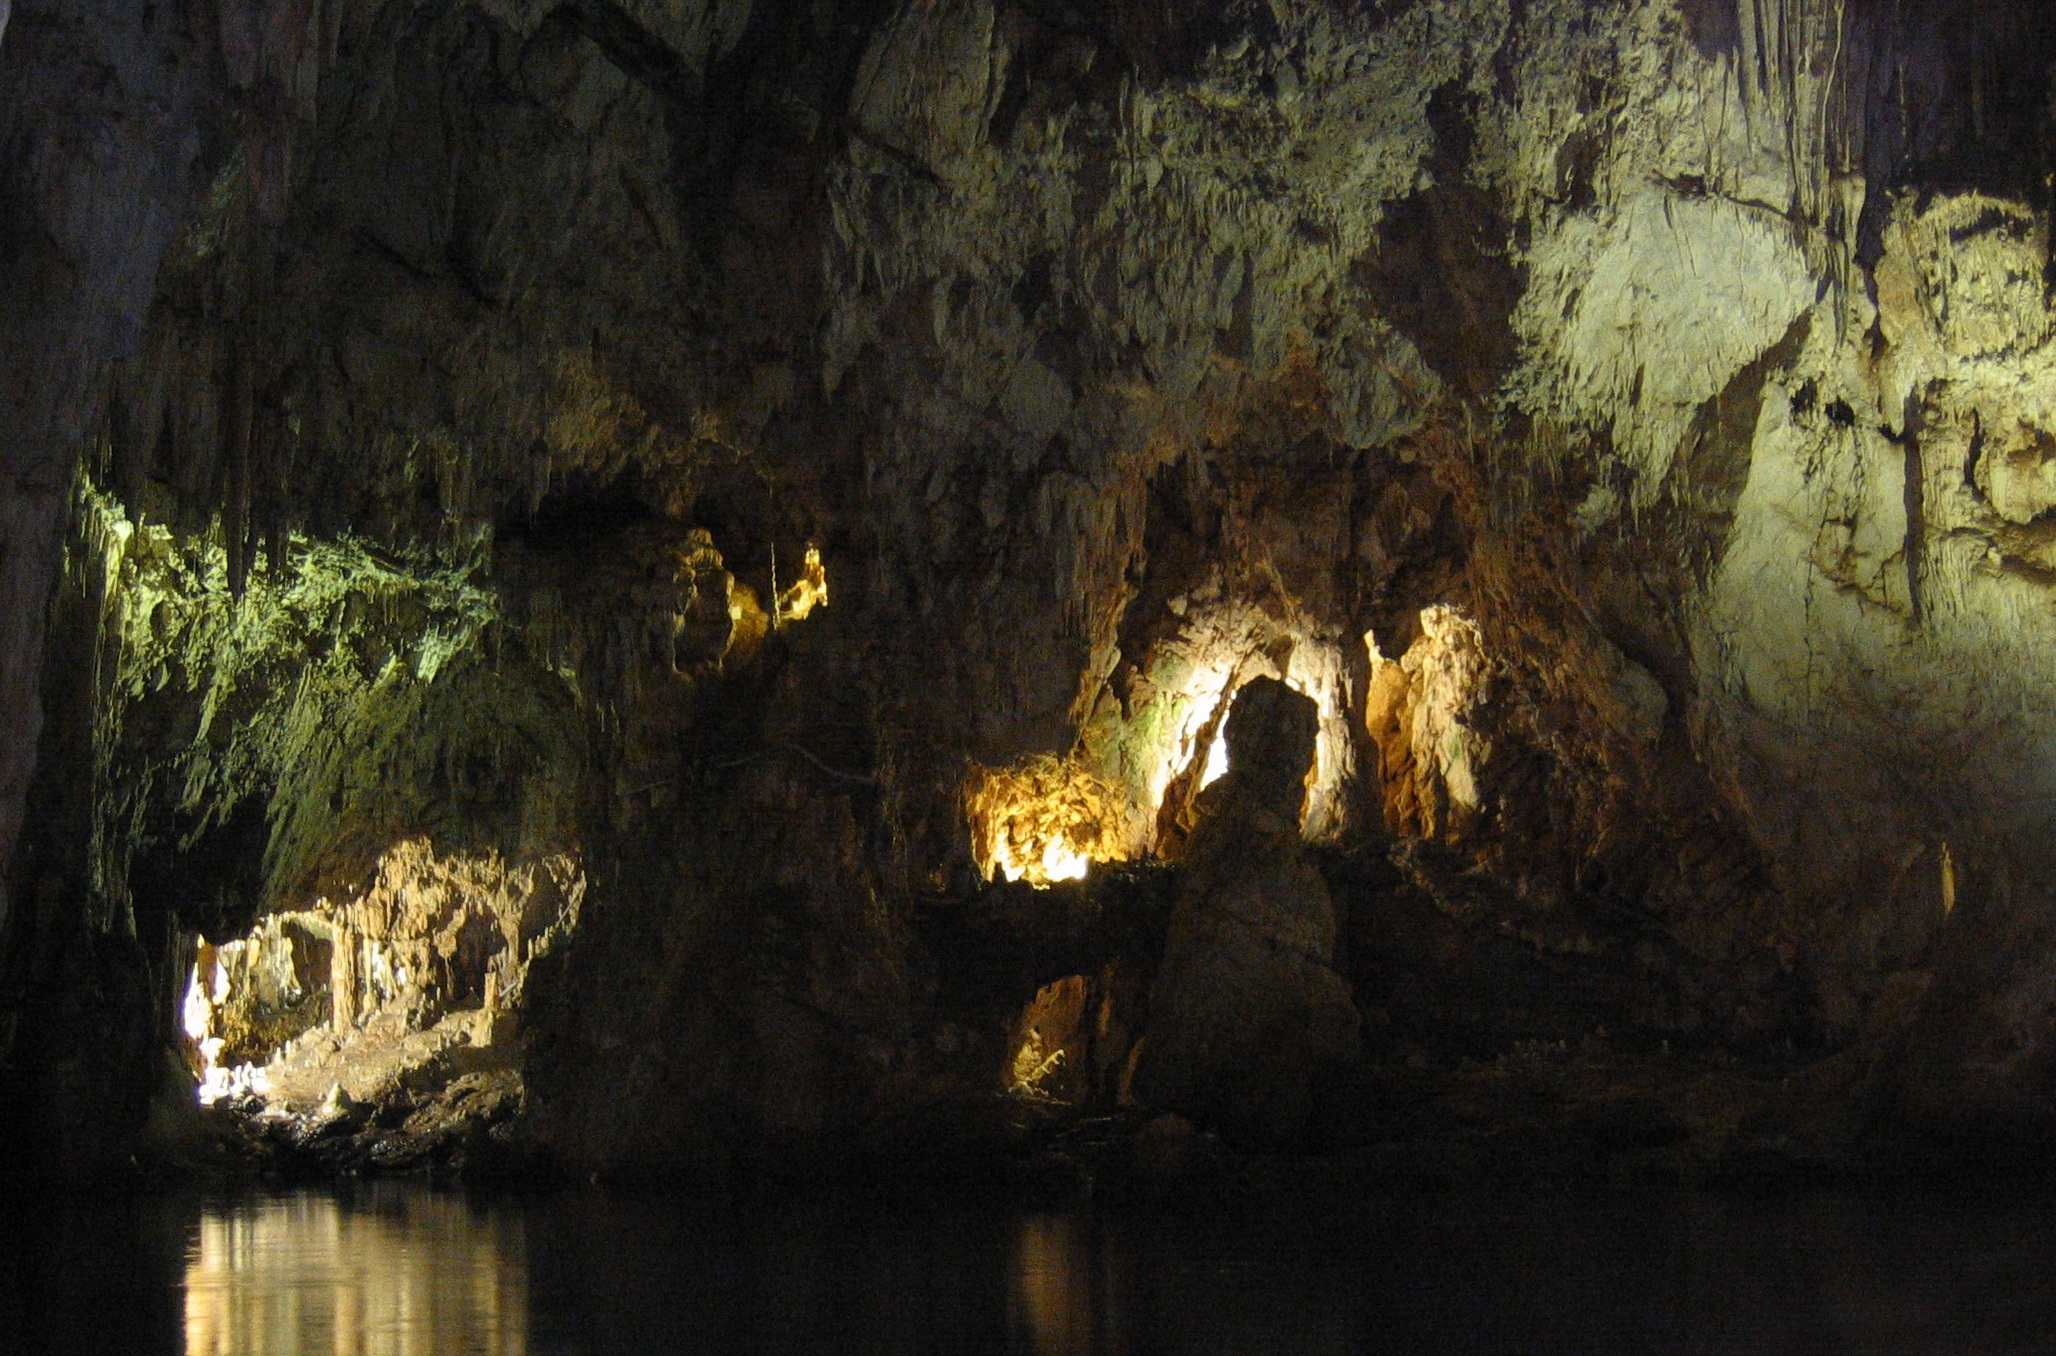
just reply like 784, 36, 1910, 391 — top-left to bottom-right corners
212, 1064, 528, 1180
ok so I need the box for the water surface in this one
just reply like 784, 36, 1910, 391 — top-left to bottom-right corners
4, 1179, 2056, 1353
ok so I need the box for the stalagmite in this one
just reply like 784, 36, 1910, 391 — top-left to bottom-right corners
1131, 678, 1362, 1147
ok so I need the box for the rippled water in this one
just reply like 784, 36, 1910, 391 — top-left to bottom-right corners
5, 1179, 2056, 1353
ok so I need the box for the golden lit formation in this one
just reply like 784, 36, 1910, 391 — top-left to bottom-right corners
776, 544, 829, 623
966, 618, 1364, 885
181, 840, 583, 1114
967, 755, 1129, 885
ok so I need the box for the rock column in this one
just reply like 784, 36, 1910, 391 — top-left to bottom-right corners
1132, 677, 1363, 1147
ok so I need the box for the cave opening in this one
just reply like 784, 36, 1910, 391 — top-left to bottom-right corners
174, 841, 584, 1165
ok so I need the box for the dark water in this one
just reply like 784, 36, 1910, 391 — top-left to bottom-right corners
3, 1179, 2056, 1354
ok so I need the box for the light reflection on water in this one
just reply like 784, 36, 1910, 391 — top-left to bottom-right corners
8, 1181, 2056, 1352
181, 1189, 527, 1356
1012, 1212, 1101, 1356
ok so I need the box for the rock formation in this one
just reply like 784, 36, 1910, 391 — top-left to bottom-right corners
3, 0, 2056, 1188
1132, 677, 1361, 1148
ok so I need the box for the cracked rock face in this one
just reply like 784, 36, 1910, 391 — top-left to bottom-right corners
8, 0, 2056, 1179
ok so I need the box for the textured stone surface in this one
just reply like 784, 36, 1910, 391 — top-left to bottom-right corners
1133, 678, 1361, 1147
8, 0, 2056, 1182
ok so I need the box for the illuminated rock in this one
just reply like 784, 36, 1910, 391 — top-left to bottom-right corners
1132, 678, 1362, 1147
968, 755, 1128, 886
182, 839, 582, 1136
11, 0, 2056, 1184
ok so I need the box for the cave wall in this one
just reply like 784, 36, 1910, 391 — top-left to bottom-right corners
0, 0, 236, 1173
8, 0, 2056, 1178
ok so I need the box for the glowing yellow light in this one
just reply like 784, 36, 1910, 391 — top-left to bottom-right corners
1009, 1028, 1067, 1092
968, 755, 1126, 887
777, 545, 828, 622
1035, 839, 1091, 883
992, 833, 1093, 885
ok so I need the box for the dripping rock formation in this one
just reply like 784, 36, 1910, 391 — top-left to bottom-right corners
4, 0, 2056, 1190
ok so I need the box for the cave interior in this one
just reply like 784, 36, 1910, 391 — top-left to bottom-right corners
6, 0, 2056, 1193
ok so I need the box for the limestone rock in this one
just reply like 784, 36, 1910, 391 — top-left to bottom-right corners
1132, 678, 1363, 1148
14, 0, 2056, 1184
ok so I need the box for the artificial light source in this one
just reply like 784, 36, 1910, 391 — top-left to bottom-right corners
1021, 838, 1091, 884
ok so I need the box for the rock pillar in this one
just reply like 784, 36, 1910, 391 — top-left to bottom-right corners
1132, 677, 1363, 1147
